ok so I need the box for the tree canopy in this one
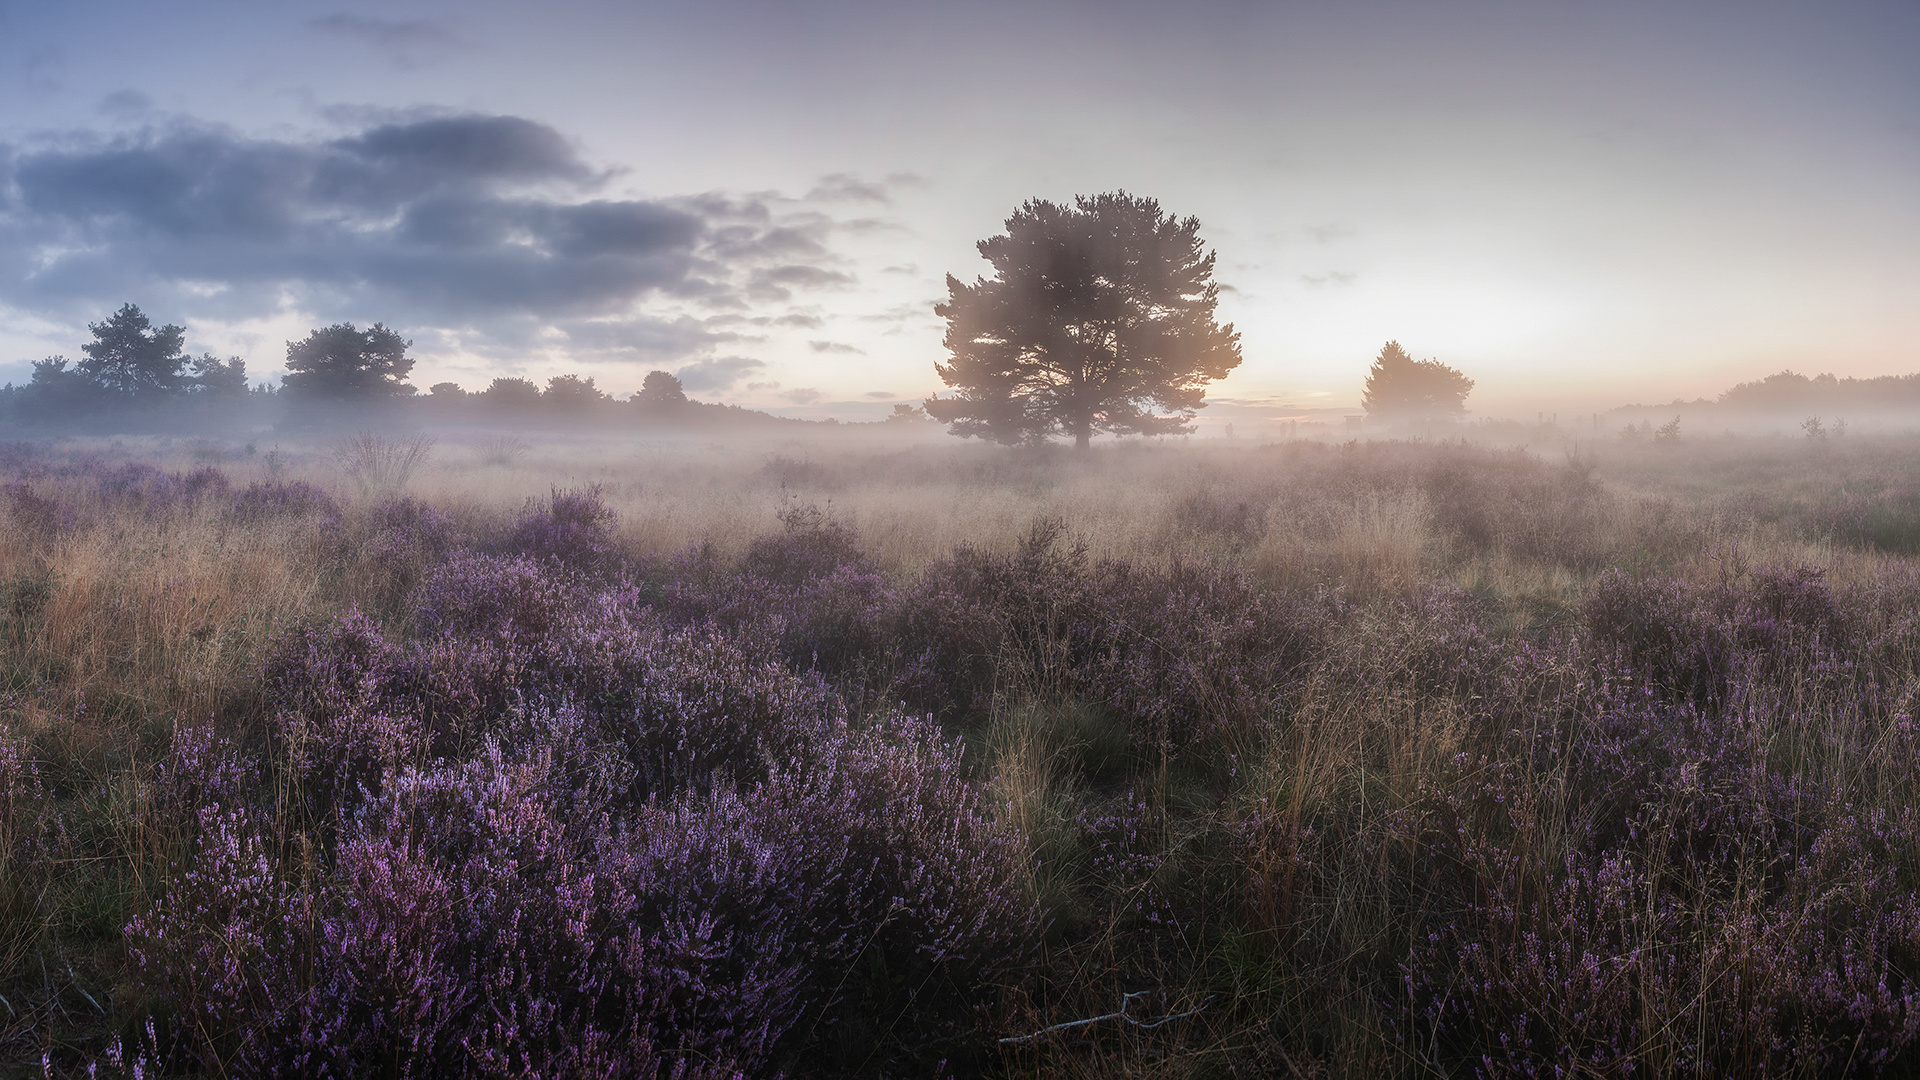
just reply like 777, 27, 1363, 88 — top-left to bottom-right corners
636, 370, 689, 408
282, 323, 415, 400
926, 192, 1241, 449
1360, 341, 1474, 420
77, 303, 187, 399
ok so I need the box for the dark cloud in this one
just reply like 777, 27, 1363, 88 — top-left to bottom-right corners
781, 387, 823, 405
808, 340, 864, 354
674, 355, 766, 392
0, 113, 856, 365
335, 114, 593, 188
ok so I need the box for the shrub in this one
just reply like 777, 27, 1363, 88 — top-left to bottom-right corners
334, 432, 434, 497
227, 479, 338, 522
502, 485, 622, 575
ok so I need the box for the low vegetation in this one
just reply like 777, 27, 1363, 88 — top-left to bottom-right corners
2, 428, 1919, 1076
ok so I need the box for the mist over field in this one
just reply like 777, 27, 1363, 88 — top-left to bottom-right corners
2, 0, 1919, 1076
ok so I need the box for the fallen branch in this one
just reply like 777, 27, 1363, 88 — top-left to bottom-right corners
999, 991, 1214, 1044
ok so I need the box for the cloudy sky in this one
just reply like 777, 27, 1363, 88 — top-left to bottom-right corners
0, 0, 1914, 419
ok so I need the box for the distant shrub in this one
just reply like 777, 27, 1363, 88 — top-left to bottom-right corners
1, 482, 79, 536
227, 479, 339, 522
473, 434, 531, 467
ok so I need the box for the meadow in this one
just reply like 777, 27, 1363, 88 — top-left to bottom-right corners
2, 424, 1920, 1077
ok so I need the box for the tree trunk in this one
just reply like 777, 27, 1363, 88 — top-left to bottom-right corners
1074, 424, 1091, 451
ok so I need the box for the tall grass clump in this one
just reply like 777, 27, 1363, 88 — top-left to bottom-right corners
334, 432, 434, 498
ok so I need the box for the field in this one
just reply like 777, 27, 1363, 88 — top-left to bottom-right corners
3, 425, 1920, 1077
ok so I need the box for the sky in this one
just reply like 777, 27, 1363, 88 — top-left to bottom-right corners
0, 0, 1914, 421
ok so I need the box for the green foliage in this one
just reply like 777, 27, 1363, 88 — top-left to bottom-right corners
927, 191, 1242, 449
1360, 340, 1474, 420
78, 303, 188, 399
282, 322, 415, 400
186, 353, 248, 399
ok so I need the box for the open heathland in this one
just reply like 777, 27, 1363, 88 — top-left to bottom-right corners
3, 426, 1920, 1077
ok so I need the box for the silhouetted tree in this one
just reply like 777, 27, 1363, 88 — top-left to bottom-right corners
24, 357, 98, 411
479, 377, 543, 413
926, 192, 1241, 449
543, 373, 607, 411
1360, 341, 1473, 420
188, 353, 248, 399
428, 382, 468, 399
77, 303, 187, 399
637, 370, 689, 408
282, 323, 415, 401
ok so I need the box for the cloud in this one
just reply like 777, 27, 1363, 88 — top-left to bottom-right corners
309, 13, 460, 66
674, 355, 766, 392
1300, 271, 1356, 286
98, 90, 153, 120
805, 173, 890, 203
781, 387, 823, 404
0, 112, 859, 365
862, 390, 896, 399
746, 264, 856, 302
808, 340, 864, 354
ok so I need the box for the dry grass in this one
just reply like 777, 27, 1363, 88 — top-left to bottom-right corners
7, 425, 1920, 1074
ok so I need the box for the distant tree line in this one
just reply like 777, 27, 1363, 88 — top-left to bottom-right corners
0, 303, 825, 432
3, 304, 256, 420
1715, 370, 1920, 412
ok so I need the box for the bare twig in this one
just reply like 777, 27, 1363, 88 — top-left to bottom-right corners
999, 991, 1213, 1044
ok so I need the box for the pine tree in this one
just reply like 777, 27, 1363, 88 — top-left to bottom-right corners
926, 192, 1241, 449
1360, 341, 1474, 420
282, 323, 415, 400
77, 303, 188, 399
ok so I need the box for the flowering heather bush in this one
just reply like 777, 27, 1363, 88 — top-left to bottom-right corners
0, 733, 63, 976
226, 478, 339, 522
321, 495, 463, 616
896, 519, 1327, 747
1398, 665, 1920, 1076
134, 698, 1035, 1075
501, 484, 624, 575
666, 504, 895, 681
1584, 565, 1865, 709
1, 482, 78, 537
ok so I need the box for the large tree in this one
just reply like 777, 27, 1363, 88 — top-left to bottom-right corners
282, 323, 415, 400
77, 303, 187, 399
926, 192, 1241, 449
1359, 341, 1474, 421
